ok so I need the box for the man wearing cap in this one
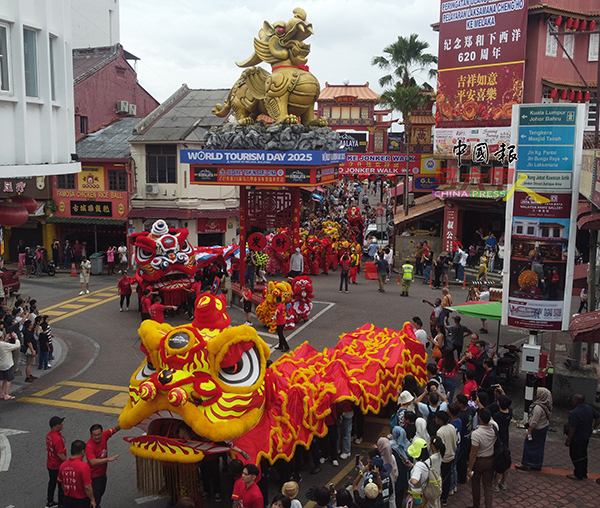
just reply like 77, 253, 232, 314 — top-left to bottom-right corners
289, 247, 304, 279
353, 463, 383, 508
400, 259, 413, 297
58, 439, 96, 508
46, 416, 67, 508
85, 423, 121, 508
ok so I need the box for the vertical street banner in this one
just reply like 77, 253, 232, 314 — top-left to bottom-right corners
502, 104, 585, 331
436, 0, 528, 128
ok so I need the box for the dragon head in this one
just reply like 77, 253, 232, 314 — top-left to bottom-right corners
237, 8, 314, 68
119, 292, 271, 463
130, 220, 197, 293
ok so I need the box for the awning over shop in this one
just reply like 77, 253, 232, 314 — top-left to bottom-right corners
47, 216, 126, 225
393, 194, 444, 225
128, 208, 239, 220
578, 213, 600, 230
390, 181, 414, 197
570, 310, 600, 343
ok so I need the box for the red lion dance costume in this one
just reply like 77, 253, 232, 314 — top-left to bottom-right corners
289, 276, 314, 324
347, 206, 364, 246
118, 291, 427, 506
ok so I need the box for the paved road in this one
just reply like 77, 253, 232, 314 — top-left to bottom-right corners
1, 268, 598, 508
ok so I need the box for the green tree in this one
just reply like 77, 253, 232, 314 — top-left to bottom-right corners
372, 34, 437, 89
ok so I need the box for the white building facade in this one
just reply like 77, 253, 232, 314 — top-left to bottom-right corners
0, 0, 81, 177
71, 0, 120, 49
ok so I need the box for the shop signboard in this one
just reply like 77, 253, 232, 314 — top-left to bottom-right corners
434, 126, 512, 158
436, 0, 528, 128
589, 154, 600, 208
503, 104, 584, 331
338, 132, 367, 153
0, 177, 51, 199
190, 165, 339, 186
339, 154, 441, 175
198, 218, 227, 233
414, 176, 440, 191
388, 133, 404, 151
181, 149, 346, 166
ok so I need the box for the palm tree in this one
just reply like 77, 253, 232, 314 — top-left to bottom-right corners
372, 34, 437, 89
373, 34, 437, 216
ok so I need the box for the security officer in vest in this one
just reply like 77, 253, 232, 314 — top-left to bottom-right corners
400, 258, 414, 297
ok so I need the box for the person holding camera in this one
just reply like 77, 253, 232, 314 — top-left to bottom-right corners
353, 461, 383, 508
0, 328, 20, 399
244, 251, 257, 292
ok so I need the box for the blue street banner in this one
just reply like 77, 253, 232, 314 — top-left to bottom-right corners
180, 149, 346, 166
502, 104, 585, 331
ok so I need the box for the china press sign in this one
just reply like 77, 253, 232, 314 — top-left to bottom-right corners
436, 0, 528, 128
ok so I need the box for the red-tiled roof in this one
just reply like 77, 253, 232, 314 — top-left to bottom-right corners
394, 194, 445, 225
128, 208, 238, 219
409, 114, 436, 125
318, 83, 380, 102
541, 78, 597, 90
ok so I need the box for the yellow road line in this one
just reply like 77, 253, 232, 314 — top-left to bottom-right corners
95, 292, 116, 297
19, 397, 122, 414
61, 381, 128, 392
32, 385, 62, 397
61, 388, 100, 401
44, 310, 68, 316
41, 287, 114, 312
50, 295, 120, 324
103, 392, 130, 407
59, 304, 86, 309
77, 298, 101, 303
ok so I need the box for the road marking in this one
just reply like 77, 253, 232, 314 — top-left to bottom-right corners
61, 381, 128, 392
49, 295, 120, 324
284, 300, 335, 343
41, 287, 115, 312
59, 304, 86, 309
62, 388, 100, 401
19, 397, 122, 414
103, 392, 130, 407
77, 298, 101, 303
32, 385, 62, 397
135, 495, 161, 504
43, 310, 68, 316
0, 428, 29, 472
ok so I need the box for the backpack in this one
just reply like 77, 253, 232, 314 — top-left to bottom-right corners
422, 460, 442, 502
389, 407, 406, 432
426, 405, 440, 437
492, 426, 511, 473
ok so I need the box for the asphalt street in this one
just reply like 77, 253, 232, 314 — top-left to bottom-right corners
0, 263, 590, 508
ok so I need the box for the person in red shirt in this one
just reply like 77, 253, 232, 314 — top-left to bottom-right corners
239, 464, 263, 508
140, 288, 156, 321
242, 284, 253, 326
274, 296, 289, 351
47, 416, 67, 508
149, 295, 177, 324
117, 271, 134, 312
186, 274, 204, 320
85, 424, 121, 508
58, 439, 96, 508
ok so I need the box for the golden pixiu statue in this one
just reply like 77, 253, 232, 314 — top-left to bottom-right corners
212, 7, 326, 126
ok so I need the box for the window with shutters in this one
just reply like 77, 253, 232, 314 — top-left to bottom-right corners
0, 24, 10, 92
146, 145, 177, 183
23, 28, 38, 97
57, 174, 76, 189
589, 33, 599, 62
108, 170, 127, 191
563, 34, 574, 59
545, 23, 557, 57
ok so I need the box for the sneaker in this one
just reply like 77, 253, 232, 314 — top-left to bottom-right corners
47, 364, 52, 368
79, 291, 85, 295
25, 376, 34, 383
332, 460, 339, 466
340, 453, 350, 460
355, 437, 363, 444
126, 307, 129, 311
46, 502, 58, 508
339, 290, 342, 292
319, 457, 326, 464
492, 485, 500, 493
345, 290, 348, 293
499, 482, 508, 491
120, 308, 123, 312
215, 494, 222, 503
441, 500, 447, 506
310, 467, 321, 475
86, 289, 90, 294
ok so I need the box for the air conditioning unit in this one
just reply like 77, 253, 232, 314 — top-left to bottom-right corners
146, 183, 159, 195
116, 100, 129, 113
128, 104, 137, 116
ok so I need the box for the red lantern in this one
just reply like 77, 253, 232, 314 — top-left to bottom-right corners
566, 18, 573, 30
584, 91, 591, 102
569, 91, 576, 101
561, 90, 568, 100
573, 19, 580, 30
550, 89, 558, 99
10, 195, 38, 214
555, 16, 563, 27
576, 91, 583, 102
0, 202, 29, 227
590, 20, 596, 31
580, 20, 588, 31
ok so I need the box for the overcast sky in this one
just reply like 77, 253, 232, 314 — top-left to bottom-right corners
120, 0, 441, 114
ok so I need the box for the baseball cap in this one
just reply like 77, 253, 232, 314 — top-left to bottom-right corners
295, 247, 301, 253
364, 481, 379, 500
49, 416, 65, 427
407, 437, 428, 459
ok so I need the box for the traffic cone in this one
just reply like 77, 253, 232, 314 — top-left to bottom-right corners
17, 261, 23, 275
462, 278, 466, 289
70, 263, 77, 276
429, 273, 433, 287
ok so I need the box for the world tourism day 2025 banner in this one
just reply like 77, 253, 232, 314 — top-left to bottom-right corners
436, 0, 528, 128
502, 104, 585, 331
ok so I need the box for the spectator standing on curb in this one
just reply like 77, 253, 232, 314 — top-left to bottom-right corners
17, 239, 27, 269
467, 408, 496, 508
117, 271, 133, 312
73, 240, 83, 264
79, 257, 91, 295
52, 239, 61, 267
456, 247, 468, 283
47, 416, 67, 508
564, 393, 600, 481
24, 247, 34, 278
58, 440, 96, 508
0, 328, 20, 399
515, 387, 553, 471
86, 423, 121, 508
375, 252, 389, 293
64, 240, 73, 269
117, 243, 127, 273
106, 247, 116, 275
423, 249, 433, 285
22, 319, 38, 383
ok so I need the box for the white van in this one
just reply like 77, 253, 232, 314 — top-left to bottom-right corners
363, 224, 389, 253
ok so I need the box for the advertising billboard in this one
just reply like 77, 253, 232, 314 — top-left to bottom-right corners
339, 153, 440, 175
436, 0, 528, 128
503, 104, 585, 331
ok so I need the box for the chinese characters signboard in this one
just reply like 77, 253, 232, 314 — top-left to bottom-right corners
436, 0, 527, 128
339, 154, 441, 176
197, 219, 227, 233
190, 166, 339, 186
71, 201, 112, 217
502, 104, 585, 331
